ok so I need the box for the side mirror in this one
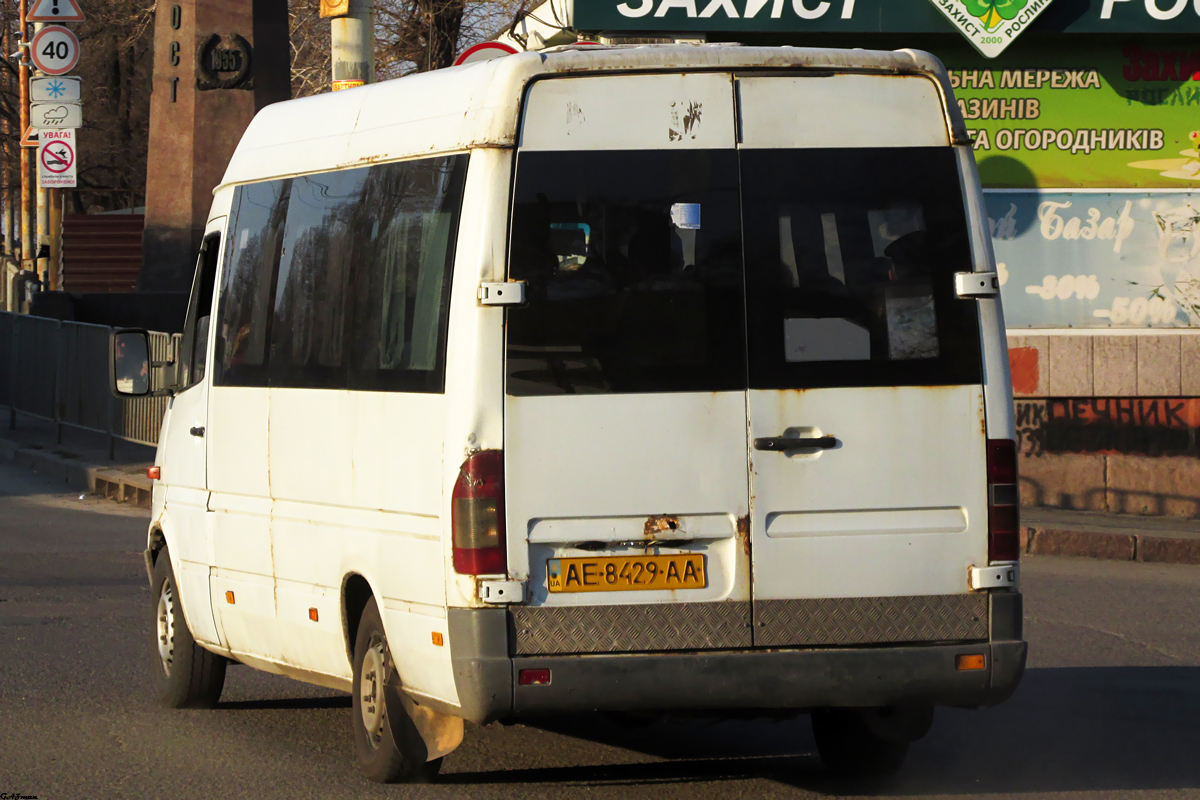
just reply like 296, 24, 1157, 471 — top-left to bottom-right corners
111, 328, 152, 398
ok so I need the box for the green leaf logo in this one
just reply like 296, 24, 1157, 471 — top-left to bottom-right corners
961, 0, 1028, 32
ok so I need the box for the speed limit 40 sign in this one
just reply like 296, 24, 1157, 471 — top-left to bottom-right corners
30, 25, 79, 76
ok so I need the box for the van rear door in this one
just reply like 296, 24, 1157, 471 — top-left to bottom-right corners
503, 73, 754, 655
735, 74, 991, 646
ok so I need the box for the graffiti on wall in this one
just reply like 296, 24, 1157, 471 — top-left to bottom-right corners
1016, 397, 1200, 456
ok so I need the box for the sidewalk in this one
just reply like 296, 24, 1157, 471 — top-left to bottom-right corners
2, 413, 1200, 563
1021, 507, 1200, 565
0, 413, 155, 508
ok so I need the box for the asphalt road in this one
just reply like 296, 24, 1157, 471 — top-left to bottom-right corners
3, 460, 1200, 800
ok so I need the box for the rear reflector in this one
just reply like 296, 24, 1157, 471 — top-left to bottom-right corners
147, 466, 161, 480
452, 450, 507, 575
956, 654, 986, 671
519, 668, 551, 686
986, 439, 1019, 563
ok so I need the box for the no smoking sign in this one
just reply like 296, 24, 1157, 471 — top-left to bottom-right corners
38, 129, 76, 188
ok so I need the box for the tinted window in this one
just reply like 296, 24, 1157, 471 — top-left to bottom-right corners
181, 233, 221, 389
506, 150, 745, 396
740, 147, 982, 389
212, 155, 467, 392
269, 170, 359, 388
270, 156, 466, 391
213, 180, 290, 387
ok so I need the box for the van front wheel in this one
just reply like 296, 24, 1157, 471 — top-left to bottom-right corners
151, 548, 226, 708
351, 597, 442, 783
811, 709, 909, 775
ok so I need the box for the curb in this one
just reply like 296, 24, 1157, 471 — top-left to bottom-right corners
0, 436, 152, 509
1021, 526, 1200, 566
5, 432, 1199, 561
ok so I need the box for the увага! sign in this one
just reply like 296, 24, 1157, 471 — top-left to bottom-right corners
928, 0, 1055, 58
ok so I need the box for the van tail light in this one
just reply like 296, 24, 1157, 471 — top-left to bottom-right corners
987, 439, 1019, 562
452, 450, 507, 575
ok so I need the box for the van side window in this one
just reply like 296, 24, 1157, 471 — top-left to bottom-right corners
270, 155, 466, 391
740, 147, 982, 390
505, 150, 746, 396
213, 179, 291, 387
181, 232, 221, 388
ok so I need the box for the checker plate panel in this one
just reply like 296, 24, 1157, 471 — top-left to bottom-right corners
511, 602, 752, 655
753, 594, 989, 647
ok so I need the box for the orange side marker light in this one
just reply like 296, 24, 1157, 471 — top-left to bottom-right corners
225, 591, 235, 604
309, 608, 319, 622
147, 466, 161, 480
432, 632, 444, 647
956, 654, 986, 671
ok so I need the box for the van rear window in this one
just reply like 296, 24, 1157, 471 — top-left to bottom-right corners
506, 150, 746, 396
507, 147, 982, 395
741, 147, 982, 390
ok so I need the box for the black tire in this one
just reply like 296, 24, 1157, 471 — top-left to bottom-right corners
151, 547, 226, 709
811, 709, 909, 775
351, 597, 442, 783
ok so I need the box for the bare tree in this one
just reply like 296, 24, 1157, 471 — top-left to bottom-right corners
289, 0, 529, 97
0, 0, 155, 213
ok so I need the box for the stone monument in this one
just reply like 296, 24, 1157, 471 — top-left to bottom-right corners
139, 0, 291, 292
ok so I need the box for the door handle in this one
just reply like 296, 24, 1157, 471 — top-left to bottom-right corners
754, 435, 837, 451
190, 426, 205, 438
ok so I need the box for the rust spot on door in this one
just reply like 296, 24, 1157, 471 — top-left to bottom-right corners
644, 515, 680, 538
736, 515, 751, 556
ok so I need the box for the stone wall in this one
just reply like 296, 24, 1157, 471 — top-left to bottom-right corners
1008, 333, 1200, 518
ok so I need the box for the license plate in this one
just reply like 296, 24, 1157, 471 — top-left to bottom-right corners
546, 554, 707, 593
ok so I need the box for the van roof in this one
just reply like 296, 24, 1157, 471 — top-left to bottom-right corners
218, 44, 964, 191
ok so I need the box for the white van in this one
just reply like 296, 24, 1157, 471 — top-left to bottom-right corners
113, 44, 1025, 782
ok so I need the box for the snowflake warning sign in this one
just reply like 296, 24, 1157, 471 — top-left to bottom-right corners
38, 128, 76, 188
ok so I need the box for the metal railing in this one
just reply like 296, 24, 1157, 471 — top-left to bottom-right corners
0, 311, 179, 454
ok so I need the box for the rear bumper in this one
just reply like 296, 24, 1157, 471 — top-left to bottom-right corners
447, 593, 1026, 724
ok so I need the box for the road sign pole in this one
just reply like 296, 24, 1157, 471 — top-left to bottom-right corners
33, 22, 49, 289
48, 187, 60, 290
322, 0, 374, 91
18, 2, 32, 277
2, 21, 12, 263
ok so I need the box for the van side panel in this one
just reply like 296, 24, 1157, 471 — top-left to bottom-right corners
439, 148, 513, 614
268, 390, 448, 690
208, 387, 279, 659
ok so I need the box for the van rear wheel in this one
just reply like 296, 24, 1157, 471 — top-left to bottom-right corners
351, 597, 442, 783
811, 709, 908, 775
151, 548, 226, 708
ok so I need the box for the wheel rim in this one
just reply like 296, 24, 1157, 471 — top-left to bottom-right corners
359, 633, 388, 749
156, 581, 175, 677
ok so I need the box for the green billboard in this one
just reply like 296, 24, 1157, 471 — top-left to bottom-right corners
571, 0, 1200, 34
945, 40, 1200, 188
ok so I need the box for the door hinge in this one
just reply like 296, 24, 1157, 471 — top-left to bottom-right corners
477, 579, 524, 604
969, 563, 1019, 591
955, 271, 1000, 298
478, 281, 527, 306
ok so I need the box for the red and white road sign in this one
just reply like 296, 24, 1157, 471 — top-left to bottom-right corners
453, 42, 518, 67
30, 25, 80, 75
28, 0, 85, 23
38, 128, 75, 188
20, 126, 38, 148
